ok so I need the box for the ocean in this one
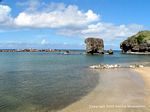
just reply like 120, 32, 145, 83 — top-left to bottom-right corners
0, 51, 150, 112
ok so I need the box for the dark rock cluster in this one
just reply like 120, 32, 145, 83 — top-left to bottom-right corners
85, 37, 104, 54
106, 49, 113, 55
120, 31, 150, 53
89, 64, 144, 69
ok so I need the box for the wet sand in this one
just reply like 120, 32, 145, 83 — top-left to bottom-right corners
61, 68, 150, 112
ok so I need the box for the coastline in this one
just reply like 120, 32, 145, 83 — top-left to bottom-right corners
61, 68, 150, 112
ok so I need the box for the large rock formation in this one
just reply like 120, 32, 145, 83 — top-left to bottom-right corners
120, 31, 150, 53
85, 38, 104, 54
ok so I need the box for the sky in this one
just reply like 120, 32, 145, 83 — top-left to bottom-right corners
0, 0, 149, 50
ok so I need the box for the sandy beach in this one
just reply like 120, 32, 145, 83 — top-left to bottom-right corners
61, 68, 150, 112
134, 67, 150, 105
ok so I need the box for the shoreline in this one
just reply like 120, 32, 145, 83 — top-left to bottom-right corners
61, 68, 150, 112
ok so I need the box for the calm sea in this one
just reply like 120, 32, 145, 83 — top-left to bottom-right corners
0, 51, 150, 112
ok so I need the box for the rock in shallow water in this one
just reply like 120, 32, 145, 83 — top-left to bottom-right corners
106, 49, 113, 55
85, 37, 104, 54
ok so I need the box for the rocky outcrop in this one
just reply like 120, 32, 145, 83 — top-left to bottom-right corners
106, 49, 113, 55
89, 64, 144, 69
120, 31, 150, 53
85, 38, 104, 54
90, 64, 120, 69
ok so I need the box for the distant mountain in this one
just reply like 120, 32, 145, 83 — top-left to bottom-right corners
120, 31, 150, 53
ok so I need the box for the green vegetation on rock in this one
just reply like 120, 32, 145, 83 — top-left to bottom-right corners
128, 31, 150, 43
120, 30, 150, 52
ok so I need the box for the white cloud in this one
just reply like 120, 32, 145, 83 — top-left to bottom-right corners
0, 42, 84, 49
0, 3, 145, 47
16, 0, 43, 12
0, 5, 12, 25
14, 4, 99, 28
81, 23, 143, 40
41, 39, 47, 45
58, 22, 143, 42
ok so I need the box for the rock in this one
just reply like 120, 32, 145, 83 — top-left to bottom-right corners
106, 49, 113, 55
120, 30, 150, 53
89, 64, 144, 69
139, 64, 144, 68
129, 64, 144, 68
89, 64, 120, 69
129, 65, 136, 68
66, 50, 70, 53
85, 37, 104, 54
64, 50, 70, 55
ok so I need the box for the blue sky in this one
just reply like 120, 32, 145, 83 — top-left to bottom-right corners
0, 0, 149, 49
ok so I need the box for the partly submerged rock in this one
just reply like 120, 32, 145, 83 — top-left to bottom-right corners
120, 30, 150, 53
106, 49, 113, 55
63, 50, 70, 55
85, 37, 104, 54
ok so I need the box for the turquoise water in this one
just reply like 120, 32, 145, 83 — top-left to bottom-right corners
0, 51, 150, 112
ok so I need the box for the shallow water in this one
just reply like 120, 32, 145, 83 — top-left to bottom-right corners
0, 51, 150, 112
